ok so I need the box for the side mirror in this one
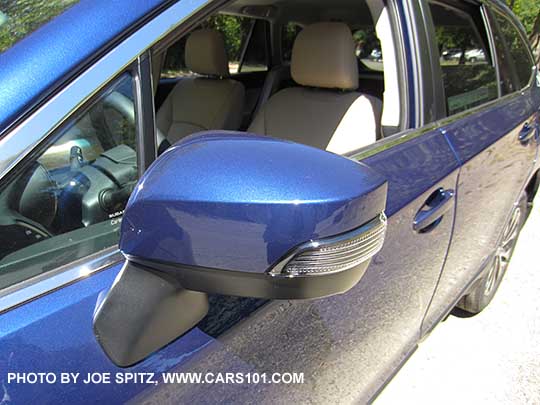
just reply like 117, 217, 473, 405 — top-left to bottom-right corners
94, 132, 387, 366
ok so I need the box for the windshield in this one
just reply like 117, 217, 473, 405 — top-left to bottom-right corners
0, 0, 79, 54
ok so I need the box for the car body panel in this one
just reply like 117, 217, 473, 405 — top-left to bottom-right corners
131, 129, 460, 403
0, 126, 459, 403
422, 79, 538, 334
0, 263, 218, 404
0, 0, 537, 403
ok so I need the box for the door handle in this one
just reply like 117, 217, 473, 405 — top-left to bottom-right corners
518, 122, 535, 144
413, 188, 455, 232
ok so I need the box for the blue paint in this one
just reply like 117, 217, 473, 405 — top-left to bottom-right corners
0, 0, 165, 135
443, 95, 533, 164
120, 132, 387, 272
0, 0, 537, 403
0, 263, 216, 404
362, 130, 459, 216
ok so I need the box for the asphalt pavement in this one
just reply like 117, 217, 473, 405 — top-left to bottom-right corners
376, 193, 540, 404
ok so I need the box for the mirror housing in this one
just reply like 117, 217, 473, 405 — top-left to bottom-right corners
94, 132, 387, 366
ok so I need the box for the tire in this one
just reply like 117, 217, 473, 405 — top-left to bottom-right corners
456, 191, 528, 314
469, 57, 477, 63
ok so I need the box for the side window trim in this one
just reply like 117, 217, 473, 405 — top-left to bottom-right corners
481, 4, 502, 99
135, 52, 157, 173
0, 247, 122, 314
417, 0, 448, 123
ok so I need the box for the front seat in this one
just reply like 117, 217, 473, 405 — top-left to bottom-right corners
156, 29, 245, 146
248, 22, 381, 154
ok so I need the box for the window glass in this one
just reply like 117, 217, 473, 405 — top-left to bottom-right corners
0, 74, 138, 289
353, 27, 383, 72
282, 22, 302, 62
0, 0, 79, 54
161, 14, 265, 78
430, 2, 498, 115
490, 10, 534, 93
239, 19, 269, 73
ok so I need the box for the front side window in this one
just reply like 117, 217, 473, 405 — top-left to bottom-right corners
282, 22, 302, 62
490, 10, 534, 94
0, 74, 138, 290
429, 2, 498, 116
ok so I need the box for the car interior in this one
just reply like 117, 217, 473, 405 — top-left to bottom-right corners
151, 0, 402, 155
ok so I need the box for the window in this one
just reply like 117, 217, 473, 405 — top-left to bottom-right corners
0, 74, 138, 289
282, 22, 302, 62
490, 10, 534, 93
0, 0, 79, 54
429, 2, 498, 115
161, 14, 268, 78
239, 19, 269, 73
353, 27, 383, 72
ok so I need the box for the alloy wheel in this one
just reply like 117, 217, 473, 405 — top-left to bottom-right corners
483, 204, 522, 296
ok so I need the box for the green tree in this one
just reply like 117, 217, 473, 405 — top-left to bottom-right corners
506, 0, 540, 63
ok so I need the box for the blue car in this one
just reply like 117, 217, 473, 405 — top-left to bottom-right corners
0, 0, 538, 403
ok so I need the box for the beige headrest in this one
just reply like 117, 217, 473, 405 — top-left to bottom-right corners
291, 22, 359, 90
185, 29, 229, 77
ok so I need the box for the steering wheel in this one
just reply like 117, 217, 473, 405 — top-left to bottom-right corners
0, 163, 56, 260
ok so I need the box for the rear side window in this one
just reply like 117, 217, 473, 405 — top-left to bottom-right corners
353, 27, 384, 72
0, 1, 79, 54
282, 22, 302, 62
239, 19, 269, 73
429, 2, 498, 116
161, 14, 268, 78
489, 10, 534, 93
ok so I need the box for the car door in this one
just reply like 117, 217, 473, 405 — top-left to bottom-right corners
0, 1, 459, 404
420, 0, 538, 333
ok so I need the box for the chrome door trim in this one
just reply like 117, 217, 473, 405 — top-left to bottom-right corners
0, 0, 210, 183
0, 248, 123, 314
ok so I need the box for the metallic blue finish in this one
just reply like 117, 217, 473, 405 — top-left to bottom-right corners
0, 0, 165, 135
442, 97, 534, 164
0, 0, 537, 403
120, 132, 387, 272
361, 130, 460, 216
0, 262, 216, 404
423, 90, 538, 334
131, 127, 461, 403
